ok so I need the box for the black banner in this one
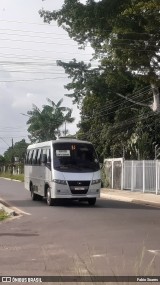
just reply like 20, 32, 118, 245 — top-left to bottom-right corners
0, 276, 160, 283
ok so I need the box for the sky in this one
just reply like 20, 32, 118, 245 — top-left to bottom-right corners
0, 0, 94, 155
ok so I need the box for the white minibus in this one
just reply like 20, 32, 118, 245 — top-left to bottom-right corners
24, 138, 101, 206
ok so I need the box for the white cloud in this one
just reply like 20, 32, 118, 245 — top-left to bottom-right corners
0, 0, 93, 155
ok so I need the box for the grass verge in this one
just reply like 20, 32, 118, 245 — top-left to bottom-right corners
0, 209, 9, 221
0, 172, 24, 182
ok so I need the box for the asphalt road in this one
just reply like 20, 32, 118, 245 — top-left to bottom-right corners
0, 178, 160, 279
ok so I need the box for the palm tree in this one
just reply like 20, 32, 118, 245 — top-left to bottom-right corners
26, 98, 74, 142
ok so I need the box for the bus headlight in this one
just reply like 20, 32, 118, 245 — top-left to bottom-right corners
91, 179, 101, 185
53, 179, 67, 185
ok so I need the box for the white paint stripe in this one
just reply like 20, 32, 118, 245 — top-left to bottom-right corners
92, 254, 106, 258
11, 206, 31, 216
148, 250, 160, 256
0, 198, 31, 216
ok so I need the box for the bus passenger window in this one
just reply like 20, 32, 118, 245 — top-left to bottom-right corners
28, 150, 34, 165
37, 149, 42, 165
47, 149, 51, 163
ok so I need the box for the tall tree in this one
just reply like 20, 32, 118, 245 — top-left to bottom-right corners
54, 59, 157, 160
40, 0, 160, 110
4, 139, 28, 163
39, 0, 160, 160
0, 155, 5, 165
27, 98, 74, 142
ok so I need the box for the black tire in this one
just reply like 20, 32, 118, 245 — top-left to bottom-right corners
37, 195, 43, 201
30, 184, 38, 201
88, 198, 96, 206
46, 187, 55, 206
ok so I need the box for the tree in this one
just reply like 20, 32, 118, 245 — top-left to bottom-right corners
0, 155, 5, 165
39, 0, 160, 160
55, 59, 157, 160
4, 139, 28, 164
27, 98, 74, 142
40, 0, 160, 110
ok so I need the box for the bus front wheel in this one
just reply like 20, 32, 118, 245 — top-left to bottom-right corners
46, 188, 55, 206
88, 198, 96, 206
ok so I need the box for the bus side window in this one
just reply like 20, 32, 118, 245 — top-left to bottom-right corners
37, 149, 42, 165
25, 151, 29, 164
32, 149, 39, 165
28, 150, 34, 165
41, 148, 47, 164
47, 149, 51, 163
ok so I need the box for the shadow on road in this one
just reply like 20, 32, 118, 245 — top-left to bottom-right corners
0, 233, 39, 237
5, 198, 160, 210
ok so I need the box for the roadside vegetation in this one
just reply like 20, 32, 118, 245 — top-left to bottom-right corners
40, 0, 160, 162
0, 172, 24, 182
0, 209, 9, 221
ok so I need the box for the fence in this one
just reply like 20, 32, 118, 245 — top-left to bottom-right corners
104, 159, 160, 195
0, 164, 24, 175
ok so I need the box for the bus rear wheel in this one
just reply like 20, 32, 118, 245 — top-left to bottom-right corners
30, 184, 38, 201
88, 198, 96, 206
46, 187, 55, 206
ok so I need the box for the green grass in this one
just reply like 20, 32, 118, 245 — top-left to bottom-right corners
0, 172, 24, 182
0, 209, 9, 221
100, 165, 109, 188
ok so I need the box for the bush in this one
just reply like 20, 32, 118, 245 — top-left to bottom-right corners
0, 172, 24, 182
101, 164, 109, 188
0, 209, 8, 221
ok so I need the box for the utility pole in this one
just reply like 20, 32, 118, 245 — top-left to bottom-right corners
11, 138, 14, 174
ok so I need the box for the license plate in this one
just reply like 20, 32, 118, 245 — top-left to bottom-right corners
74, 187, 85, 190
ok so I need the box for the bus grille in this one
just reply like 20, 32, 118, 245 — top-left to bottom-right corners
68, 181, 90, 195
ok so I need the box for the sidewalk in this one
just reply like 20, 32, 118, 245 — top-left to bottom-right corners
101, 188, 160, 208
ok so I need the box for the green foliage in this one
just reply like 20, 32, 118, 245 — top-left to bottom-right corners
0, 209, 8, 221
40, 0, 160, 81
0, 155, 5, 165
40, 0, 160, 160
27, 98, 74, 143
0, 172, 24, 182
4, 139, 28, 164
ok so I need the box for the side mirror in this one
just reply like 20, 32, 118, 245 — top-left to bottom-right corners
42, 154, 47, 164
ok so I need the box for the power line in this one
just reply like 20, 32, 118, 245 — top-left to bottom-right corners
0, 19, 58, 27
0, 36, 158, 52
82, 87, 151, 118
0, 19, 159, 36
0, 70, 65, 75
0, 37, 82, 47
95, 86, 151, 113
0, 76, 67, 83
0, 27, 69, 36
81, 112, 159, 139
0, 52, 95, 62
0, 31, 75, 41
0, 47, 92, 57
0, 30, 159, 46
0, 135, 28, 139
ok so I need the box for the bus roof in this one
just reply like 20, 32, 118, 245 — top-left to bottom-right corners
27, 138, 92, 149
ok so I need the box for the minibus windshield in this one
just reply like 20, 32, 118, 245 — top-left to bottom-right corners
53, 143, 100, 172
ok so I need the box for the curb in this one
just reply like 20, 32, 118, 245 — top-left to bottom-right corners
100, 193, 160, 208
132, 199, 160, 208
0, 200, 18, 217
0, 177, 22, 182
101, 193, 133, 203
